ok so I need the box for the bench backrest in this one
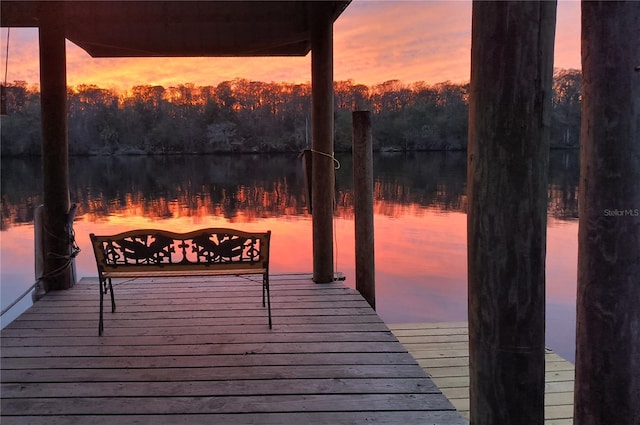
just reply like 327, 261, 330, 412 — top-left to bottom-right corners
90, 228, 270, 275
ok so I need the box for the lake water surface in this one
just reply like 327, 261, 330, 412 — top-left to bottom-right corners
0, 151, 579, 361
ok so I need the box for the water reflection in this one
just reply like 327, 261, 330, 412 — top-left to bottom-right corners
1, 150, 578, 227
0, 150, 579, 361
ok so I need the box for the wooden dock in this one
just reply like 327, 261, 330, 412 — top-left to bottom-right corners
1, 275, 467, 425
388, 322, 575, 425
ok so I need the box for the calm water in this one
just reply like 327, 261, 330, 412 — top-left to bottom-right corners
0, 151, 580, 361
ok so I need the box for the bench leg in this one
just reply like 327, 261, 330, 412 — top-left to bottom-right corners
99, 279, 105, 336
264, 273, 272, 329
108, 278, 116, 313
99, 278, 116, 336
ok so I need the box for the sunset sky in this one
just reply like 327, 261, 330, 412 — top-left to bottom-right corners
1, 1, 581, 92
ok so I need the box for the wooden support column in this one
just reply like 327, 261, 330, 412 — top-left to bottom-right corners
310, 6, 335, 283
39, 6, 73, 291
467, 2, 556, 424
575, 2, 640, 424
352, 111, 375, 309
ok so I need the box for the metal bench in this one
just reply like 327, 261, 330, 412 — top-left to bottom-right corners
90, 228, 271, 336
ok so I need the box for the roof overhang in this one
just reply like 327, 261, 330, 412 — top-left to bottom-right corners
0, 1, 350, 57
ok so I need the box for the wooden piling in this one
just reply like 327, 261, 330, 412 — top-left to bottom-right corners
575, 3, 640, 424
32, 205, 46, 302
467, 1, 556, 423
39, 7, 73, 291
310, 5, 335, 283
352, 111, 375, 309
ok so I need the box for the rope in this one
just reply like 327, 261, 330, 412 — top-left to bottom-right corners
299, 148, 341, 281
0, 249, 80, 318
0, 280, 40, 317
311, 150, 340, 280
309, 148, 341, 170
333, 210, 339, 281
111, 278, 139, 287
3, 27, 8, 86
0, 213, 81, 318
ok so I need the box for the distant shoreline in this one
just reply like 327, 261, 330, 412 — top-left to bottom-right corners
1, 146, 579, 159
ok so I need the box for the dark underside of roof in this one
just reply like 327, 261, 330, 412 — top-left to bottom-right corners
1, 1, 350, 57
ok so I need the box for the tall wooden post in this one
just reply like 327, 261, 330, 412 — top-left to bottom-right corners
310, 6, 335, 283
352, 111, 375, 309
467, 2, 556, 424
575, 2, 640, 424
39, 6, 73, 291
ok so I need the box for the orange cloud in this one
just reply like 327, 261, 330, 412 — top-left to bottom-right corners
335, 1, 474, 84
1, 28, 40, 86
1, 1, 581, 91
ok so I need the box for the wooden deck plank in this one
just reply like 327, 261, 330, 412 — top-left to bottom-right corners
0, 411, 468, 425
2, 364, 429, 383
2, 393, 455, 414
15, 301, 370, 315
37, 286, 355, 298
389, 322, 575, 424
1, 339, 412, 357
1, 277, 467, 425
1, 352, 419, 370
1, 377, 438, 398
1, 328, 398, 346
34, 294, 369, 307
6, 308, 380, 328
0, 315, 383, 336
386, 322, 469, 330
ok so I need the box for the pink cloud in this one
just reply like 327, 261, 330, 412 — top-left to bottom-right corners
555, 0, 581, 70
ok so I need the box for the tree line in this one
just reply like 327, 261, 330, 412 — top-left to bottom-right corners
0, 69, 580, 156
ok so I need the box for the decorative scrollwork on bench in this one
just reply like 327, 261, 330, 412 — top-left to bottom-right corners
100, 232, 264, 266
